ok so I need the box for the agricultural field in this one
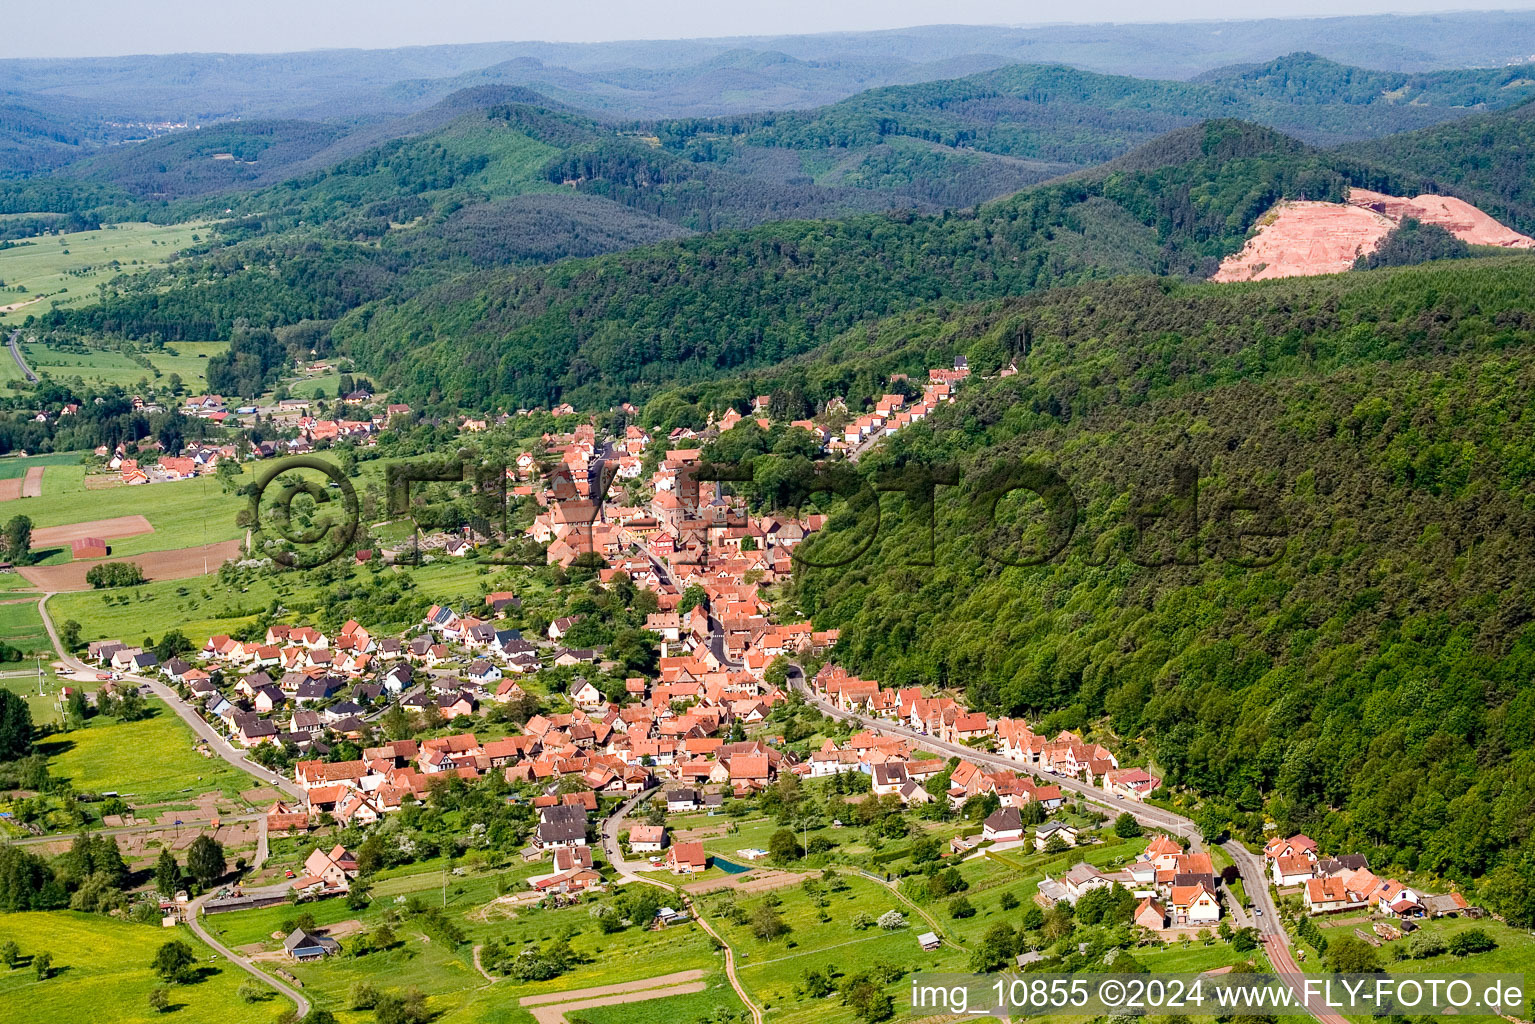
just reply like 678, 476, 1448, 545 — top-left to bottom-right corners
0, 221, 206, 326
33, 702, 251, 803
9, 338, 228, 390
0, 912, 291, 1024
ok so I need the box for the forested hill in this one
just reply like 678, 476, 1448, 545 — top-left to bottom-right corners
328, 121, 1419, 411
1338, 98, 1535, 235
650, 53, 1535, 195
776, 256, 1535, 925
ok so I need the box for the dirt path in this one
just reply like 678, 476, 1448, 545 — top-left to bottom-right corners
521, 970, 706, 1006
20, 467, 43, 498
472, 944, 497, 983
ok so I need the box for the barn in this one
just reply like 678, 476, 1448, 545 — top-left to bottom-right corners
71, 537, 108, 559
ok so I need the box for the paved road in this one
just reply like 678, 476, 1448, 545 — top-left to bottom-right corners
37, 593, 304, 801
6, 329, 37, 383
787, 665, 1318, 1018
187, 891, 311, 1018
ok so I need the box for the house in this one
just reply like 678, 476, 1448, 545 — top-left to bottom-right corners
1034, 821, 1079, 850
299, 845, 358, 893
629, 824, 666, 852
1305, 876, 1362, 914
1273, 855, 1316, 887
1061, 862, 1115, 903
666, 788, 700, 812
982, 807, 1024, 844
535, 805, 588, 849
568, 677, 604, 709
1170, 883, 1222, 925
870, 762, 909, 796
666, 841, 709, 875
917, 931, 941, 951
1135, 896, 1169, 931
283, 928, 340, 961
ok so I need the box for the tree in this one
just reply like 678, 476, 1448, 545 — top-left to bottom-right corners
0, 941, 18, 967
1113, 812, 1143, 838
84, 561, 146, 588
768, 827, 801, 863
374, 988, 430, 1024
33, 951, 51, 980
751, 902, 789, 940
349, 981, 381, 1009
1232, 928, 1258, 953
58, 620, 82, 651
1044, 832, 1070, 854
0, 689, 33, 761
999, 890, 1019, 911
1447, 929, 1496, 957
950, 894, 976, 919
238, 981, 266, 1003
3, 516, 32, 567
155, 849, 180, 898
186, 834, 225, 887
148, 986, 170, 1013
153, 940, 195, 983
1325, 935, 1380, 974
877, 910, 906, 930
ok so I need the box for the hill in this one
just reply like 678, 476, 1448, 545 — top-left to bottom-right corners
1338, 99, 1535, 235
319, 121, 1401, 410
650, 54, 1535, 209
764, 257, 1535, 921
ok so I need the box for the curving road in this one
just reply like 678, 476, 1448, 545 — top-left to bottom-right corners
37, 593, 304, 801
36, 593, 309, 1014
187, 891, 311, 1018
785, 665, 1329, 1021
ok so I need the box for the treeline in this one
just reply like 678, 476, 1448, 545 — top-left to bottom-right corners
0, 380, 216, 456
776, 257, 1535, 925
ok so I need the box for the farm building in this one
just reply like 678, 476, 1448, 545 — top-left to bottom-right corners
72, 537, 108, 559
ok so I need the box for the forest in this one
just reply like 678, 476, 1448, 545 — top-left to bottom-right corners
748, 257, 1535, 926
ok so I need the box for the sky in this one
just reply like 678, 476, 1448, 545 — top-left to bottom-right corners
5, 0, 1535, 59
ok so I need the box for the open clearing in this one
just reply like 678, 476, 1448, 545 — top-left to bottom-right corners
35, 703, 250, 802
19, 538, 243, 591
0, 221, 206, 327
20, 466, 43, 497
31, 514, 154, 546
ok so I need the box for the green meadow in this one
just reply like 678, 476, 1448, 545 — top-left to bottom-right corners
0, 221, 206, 326
34, 702, 250, 802
0, 912, 292, 1024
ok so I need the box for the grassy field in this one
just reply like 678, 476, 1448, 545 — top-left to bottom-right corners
0, 911, 293, 1024
50, 555, 510, 646
34, 702, 250, 802
14, 339, 229, 390
0, 597, 48, 654
0, 221, 205, 327
0, 451, 84, 480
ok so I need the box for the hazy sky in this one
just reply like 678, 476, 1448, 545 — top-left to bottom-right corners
6, 0, 1535, 58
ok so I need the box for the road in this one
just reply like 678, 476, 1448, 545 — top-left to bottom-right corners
785, 665, 1324, 1020
6, 329, 37, 383
187, 891, 311, 1018
37, 593, 304, 801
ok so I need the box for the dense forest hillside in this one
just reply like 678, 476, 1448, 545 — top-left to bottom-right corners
763, 257, 1535, 925
649, 54, 1535, 205
321, 121, 1424, 410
